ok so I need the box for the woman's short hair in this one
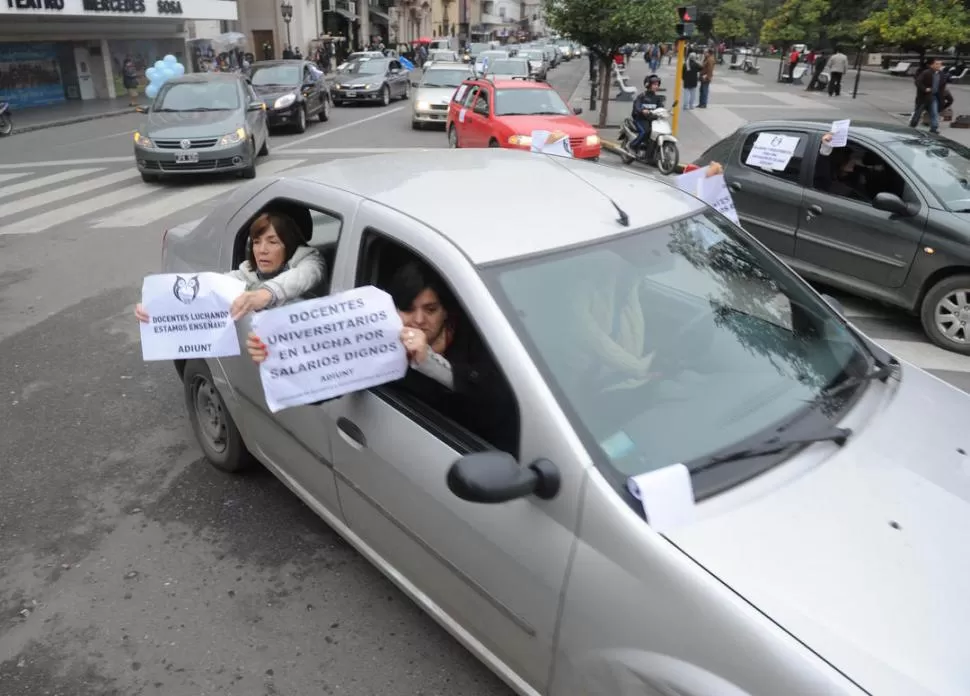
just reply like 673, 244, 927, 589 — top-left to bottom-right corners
246, 211, 304, 268
386, 259, 457, 317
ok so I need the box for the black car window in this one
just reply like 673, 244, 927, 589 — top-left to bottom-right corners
390, 60, 401, 71
473, 88, 490, 115
813, 140, 910, 205
458, 85, 479, 107
739, 130, 808, 184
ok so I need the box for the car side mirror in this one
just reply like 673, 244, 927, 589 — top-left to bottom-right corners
447, 452, 561, 504
821, 293, 844, 315
873, 192, 915, 217
247, 101, 265, 112
134, 105, 147, 114
572, 106, 583, 114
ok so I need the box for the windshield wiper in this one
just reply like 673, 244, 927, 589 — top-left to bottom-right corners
691, 424, 852, 473
818, 359, 895, 401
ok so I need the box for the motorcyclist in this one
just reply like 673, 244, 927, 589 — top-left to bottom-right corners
629, 74, 664, 153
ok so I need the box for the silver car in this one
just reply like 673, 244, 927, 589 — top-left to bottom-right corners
411, 63, 473, 128
161, 149, 965, 696
483, 58, 531, 81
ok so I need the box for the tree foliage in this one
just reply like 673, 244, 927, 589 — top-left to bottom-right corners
712, 0, 756, 40
759, 0, 870, 46
544, 0, 677, 57
860, 0, 970, 50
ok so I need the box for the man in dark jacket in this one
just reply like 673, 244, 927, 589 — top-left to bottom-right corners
910, 58, 945, 133
629, 74, 663, 152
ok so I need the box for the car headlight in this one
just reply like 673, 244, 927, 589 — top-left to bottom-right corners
586, 134, 601, 146
134, 131, 154, 148
273, 93, 297, 109
508, 134, 532, 146
218, 127, 246, 146
364, 84, 374, 90
415, 100, 431, 111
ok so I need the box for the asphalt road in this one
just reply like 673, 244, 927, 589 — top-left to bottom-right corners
0, 58, 592, 696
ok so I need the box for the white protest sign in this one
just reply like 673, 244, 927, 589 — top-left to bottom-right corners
744, 132, 800, 171
530, 129, 574, 158
700, 174, 740, 225
251, 285, 408, 413
627, 463, 695, 533
830, 118, 850, 148
673, 167, 707, 197
454, 84, 468, 103
458, 107, 467, 123
139, 272, 244, 362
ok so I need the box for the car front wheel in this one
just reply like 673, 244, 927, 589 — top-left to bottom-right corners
920, 274, 970, 355
319, 97, 331, 121
448, 125, 459, 148
380, 85, 390, 106
183, 359, 254, 473
295, 105, 307, 133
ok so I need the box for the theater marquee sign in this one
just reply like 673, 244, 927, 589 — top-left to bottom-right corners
1, 0, 237, 19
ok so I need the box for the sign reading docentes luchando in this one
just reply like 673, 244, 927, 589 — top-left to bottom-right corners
1, 0, 235, 18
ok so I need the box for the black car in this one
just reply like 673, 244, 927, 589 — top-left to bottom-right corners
696, 119, 970, 354
332, 57, 411, 106
249, 60, 331, 133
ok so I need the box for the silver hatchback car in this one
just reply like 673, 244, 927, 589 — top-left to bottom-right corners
160, 149, 968, 696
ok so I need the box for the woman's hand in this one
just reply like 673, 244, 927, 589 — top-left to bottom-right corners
134, 303, 149, 323
400, 327, 429, 364
822, 132, 834, 143
705, 161, 724, 177
246, 332, 268, 364
231, 289, 274, 320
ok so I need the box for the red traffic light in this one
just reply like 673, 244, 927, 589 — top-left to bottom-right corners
677, 5, 696, 21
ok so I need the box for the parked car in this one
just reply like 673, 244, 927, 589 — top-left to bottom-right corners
446, 78, 600, 159
249, 59, 331, 133
696, 119, 970, 354
411, 62, 473, 129
331, 57, 411, 106
133, 72, 269, 182
162, 147, 966, 696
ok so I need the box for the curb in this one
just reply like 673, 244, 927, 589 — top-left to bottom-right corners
600, 138, 688, 173
11, 107, 135, 135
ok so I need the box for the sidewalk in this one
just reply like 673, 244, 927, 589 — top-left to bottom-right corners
9, 96, 138, 135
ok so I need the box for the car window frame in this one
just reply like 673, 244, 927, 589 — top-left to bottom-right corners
809, 136, 920, 208
354, 227, 522, 458
738, 127, 813, 187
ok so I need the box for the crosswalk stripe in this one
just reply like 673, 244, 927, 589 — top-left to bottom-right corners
3, 180, 150, 236
0, 157, 132, 170
0, 169, 135, 223
0, 172, 31, 184
0, 168, 104, 202
90, 158, 306, 229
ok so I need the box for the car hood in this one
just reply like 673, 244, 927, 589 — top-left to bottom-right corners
496, 114, 595, 136
668, 363, 970, 696
334, 75, 383, 88
252, 84, 298, 102
413, 86, 457, 105
144, 111, 243, 138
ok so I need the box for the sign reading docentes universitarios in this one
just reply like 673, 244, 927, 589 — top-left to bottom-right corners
1, 0, 236, 19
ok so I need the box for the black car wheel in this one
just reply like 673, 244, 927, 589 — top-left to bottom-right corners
920, 274, 970, 355
319, 96, 331, 121
295, 106, 307, 133
183, 359, 254, 473
380, 85, 390, 106
401, 81, 411, 100
448, 125, 459, 148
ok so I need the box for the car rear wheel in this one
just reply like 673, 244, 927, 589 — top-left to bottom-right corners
920, 274, 970, 355
448, 125, 459, 148
183, 359, 254, 474
295, 106, 307, 133
380, 85, 390, 106
319, 97, 331, 121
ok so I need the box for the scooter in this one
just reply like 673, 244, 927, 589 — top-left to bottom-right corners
0, 102, 11, 137
616, 100, 680, 175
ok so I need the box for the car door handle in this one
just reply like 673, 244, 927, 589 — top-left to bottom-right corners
729, 181, 742, 192
337, 417, 366, 448
808, 204, 823, 215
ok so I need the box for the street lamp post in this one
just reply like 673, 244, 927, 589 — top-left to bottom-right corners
852, 36, 867, 99
280, 0, 294, 51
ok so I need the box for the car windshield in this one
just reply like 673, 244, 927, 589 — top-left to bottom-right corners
339, 59, 387, 76
483, 210, 872, 486
884, 137, 970, 211
494, 87, 569, 116
522, 51, 544, 60
480, 51, 508, 63
421, 68, 472, 87
154, 82, 239, 111
489, 59, 529, 76
469, 43, 489, 56
249, 65, 300, 86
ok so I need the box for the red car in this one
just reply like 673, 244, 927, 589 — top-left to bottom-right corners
445, 78, 601, 160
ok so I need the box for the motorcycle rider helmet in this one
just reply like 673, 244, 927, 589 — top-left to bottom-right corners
644, 74, 661, 88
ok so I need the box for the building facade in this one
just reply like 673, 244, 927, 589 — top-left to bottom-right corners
474, 0, 517, 42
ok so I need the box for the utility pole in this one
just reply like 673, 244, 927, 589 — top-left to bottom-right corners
672, 5, 695, 137
589, 51, 597, 112
852, 37, 867, 99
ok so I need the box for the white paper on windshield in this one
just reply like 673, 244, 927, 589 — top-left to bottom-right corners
627, 464, 695, 533
139, 272, 244, 362
745, 132, 799, 171
701, 174, 740, 225
530, 129, 574, 158
830, 119, 850, 148
251, 285, 407, 413
454, 84, 468, 103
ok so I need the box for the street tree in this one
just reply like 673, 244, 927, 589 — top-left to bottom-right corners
713, 0, 757, 42
861, 0, 970, 53
545, 0, 677, 127
760, 0, 871, 47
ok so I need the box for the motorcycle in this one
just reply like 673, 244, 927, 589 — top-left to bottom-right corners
0, 102, 11, 137
616, 100, 680, 175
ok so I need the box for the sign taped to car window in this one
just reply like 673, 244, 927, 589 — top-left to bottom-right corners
745, 132, 799, 171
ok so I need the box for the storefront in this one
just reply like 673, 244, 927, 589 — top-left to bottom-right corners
0, 0, 238, 108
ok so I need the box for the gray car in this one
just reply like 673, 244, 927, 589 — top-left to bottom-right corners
483, 58, 532, 82
133, 73, 269, 182
332, 57, 411, 106
161, 149, 965, 696
411, 62, 474, 128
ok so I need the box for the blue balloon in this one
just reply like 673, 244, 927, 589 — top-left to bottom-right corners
172, 62, 185, 76
145, 83, 159, 99
145, 67, 158, 81
154, 60, 166, 71
163, 54, 177, 64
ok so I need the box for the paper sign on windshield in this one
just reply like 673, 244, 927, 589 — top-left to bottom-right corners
744, 132, 799, 171
627, 463, 695, 533
251, 285, 408, 413
139, 272, 244, 361
531, 130, 574, 158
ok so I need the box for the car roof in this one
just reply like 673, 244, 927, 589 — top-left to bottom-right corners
167, 72, 245, 85
288, 149, 704, 265
741, 118, 921, 143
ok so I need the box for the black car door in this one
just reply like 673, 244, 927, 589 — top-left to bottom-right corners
794, 136, 928, 290
301, 64, 319, 114
388, 59, 404, 96
727, 127, 811, 258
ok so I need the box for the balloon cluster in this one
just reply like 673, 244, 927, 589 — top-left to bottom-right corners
145, 54, 186, 99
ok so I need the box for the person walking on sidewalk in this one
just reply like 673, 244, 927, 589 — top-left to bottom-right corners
122, 58, 139, 107
682, 51, 701, 110
826, 47, 848, 96
910, 58, 947, 133
699, 48, 715, 108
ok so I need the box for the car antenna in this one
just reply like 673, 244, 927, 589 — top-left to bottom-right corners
545, 155, 630, 227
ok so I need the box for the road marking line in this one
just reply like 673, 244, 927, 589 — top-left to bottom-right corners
274, 106, 407, 151
876, 339, 970, 373
0, 156, 133, 170
0, 169, 134, 222
3, 181, 149, 236
0, 167, 104, 201
0, 172, 31, 184
90, 159, 306, 229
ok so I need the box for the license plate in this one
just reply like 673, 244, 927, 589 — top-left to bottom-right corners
175, 152, 199, 164
345, 91, 357, 97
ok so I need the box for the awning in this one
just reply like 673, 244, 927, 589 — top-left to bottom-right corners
369, 7, 389, 21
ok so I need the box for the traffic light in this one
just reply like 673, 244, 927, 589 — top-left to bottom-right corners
676, 5, 696, 38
